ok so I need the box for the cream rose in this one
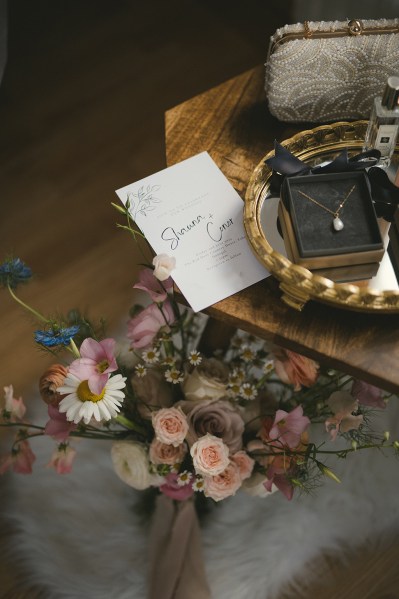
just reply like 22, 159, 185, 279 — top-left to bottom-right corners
190, 433, 230, 476
111, 441, 158, 490
203, 461, 242, 502
231, 451, 255, 481
152, 407, 189, 447
149, 439, 187, 465
182, 358, 228, 402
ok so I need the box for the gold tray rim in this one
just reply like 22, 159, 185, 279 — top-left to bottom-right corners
244, 120, 399, 313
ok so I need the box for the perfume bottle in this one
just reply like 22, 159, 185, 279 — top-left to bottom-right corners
363, 76, 399, 167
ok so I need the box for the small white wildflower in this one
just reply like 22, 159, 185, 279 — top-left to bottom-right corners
241, 346, 256, 363
263, 359, 274, 374
192, 476, 205, 492
229, 368, 245, 385
141, 348, 160, 364
165, 368, 184, 384
240, 383, 258, 401
162, 356, 176, 367
189, 350, 202, 366
177, 470, 193, 486
135, 364, 147, 378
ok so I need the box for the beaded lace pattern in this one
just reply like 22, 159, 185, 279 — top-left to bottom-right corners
265, 19, 399, 123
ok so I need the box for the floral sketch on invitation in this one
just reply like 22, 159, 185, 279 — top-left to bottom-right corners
127, 184, 161, 219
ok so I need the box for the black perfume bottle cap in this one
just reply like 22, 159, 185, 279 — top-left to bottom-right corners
382, 76, 399, 111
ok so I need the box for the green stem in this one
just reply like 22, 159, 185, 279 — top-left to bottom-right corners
0, 422, 45, 431
7, 284, 48, 324
115, 414, 147, 435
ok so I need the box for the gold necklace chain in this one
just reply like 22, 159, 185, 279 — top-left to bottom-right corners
297, 184, 356, 231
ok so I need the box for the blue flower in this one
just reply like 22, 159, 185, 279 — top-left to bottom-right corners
34, 325, 80, 347
0, 258, 32, 289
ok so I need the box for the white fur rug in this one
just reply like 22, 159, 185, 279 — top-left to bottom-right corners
3, 398, 399, 599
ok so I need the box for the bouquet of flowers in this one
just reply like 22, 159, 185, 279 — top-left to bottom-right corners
1, 205, 398, 598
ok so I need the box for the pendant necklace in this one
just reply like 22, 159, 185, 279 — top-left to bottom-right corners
297, 184, 356, 231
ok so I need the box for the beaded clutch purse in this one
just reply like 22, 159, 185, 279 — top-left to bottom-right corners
265, 19, 399, 123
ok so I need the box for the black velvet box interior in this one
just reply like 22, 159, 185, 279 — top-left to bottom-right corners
281, 172, 383, 259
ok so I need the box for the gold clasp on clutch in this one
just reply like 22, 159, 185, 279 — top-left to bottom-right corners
304, 21, 312, 38
348, 20, 363, 35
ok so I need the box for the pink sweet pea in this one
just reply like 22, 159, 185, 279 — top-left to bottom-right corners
325, 391, 363, 441
0, 440, 36, 475
133, 268, 173, 303
2, 385, 26, 421
273, 348, 319, 390
160, 472, 194, 501
45, 404, 77, 442
269, 405, 310, 449
69, 338, 118, 394
351, 380, 385, 409
47, 444, 77, 474
152, 254, 176, 282
127, 300, 175, 349
264, 459, 295, 501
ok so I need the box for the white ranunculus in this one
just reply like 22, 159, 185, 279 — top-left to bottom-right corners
152, 254, 176, 281
111, 441, 155, 490
241, 472, 278, 498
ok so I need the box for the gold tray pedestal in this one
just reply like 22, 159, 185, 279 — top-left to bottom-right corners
244, 121, 399, 313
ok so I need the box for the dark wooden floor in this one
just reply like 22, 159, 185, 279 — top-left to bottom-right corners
1, 1, 399, 597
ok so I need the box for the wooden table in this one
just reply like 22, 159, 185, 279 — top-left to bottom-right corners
165, 65, 399, 394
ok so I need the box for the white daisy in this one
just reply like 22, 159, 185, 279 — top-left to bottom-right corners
57, 373, 126, 425
135, 364, 147, 378
192, 476, 205, 492
240, 383, 258, 401
165, 368, 184, 384
241, 345, 256, 363
177, 470, 193, 486
141, 348, 160, 364
188, 350, 202, 366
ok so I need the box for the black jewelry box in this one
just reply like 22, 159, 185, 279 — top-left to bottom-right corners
280, 172, 385, 273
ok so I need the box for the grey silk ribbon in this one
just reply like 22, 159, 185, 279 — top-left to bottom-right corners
148, 495, 211, 599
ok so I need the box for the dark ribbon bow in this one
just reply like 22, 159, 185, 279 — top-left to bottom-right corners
266, 141, 399, 222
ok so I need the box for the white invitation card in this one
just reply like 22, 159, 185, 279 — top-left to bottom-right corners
115, 152, 269, 312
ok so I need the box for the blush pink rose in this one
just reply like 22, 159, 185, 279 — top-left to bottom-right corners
190, 433, 230, 476
231, 451, 255, 481
273, 347, 319, 390
152, 407, 189, 447
127, 300, 175, 349
149, 439, 187, 465
203, 461, 242, 502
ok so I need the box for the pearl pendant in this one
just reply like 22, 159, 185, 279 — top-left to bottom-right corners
333, 217, 344, 231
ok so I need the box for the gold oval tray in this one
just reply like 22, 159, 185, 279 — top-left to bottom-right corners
244, 121, 399, 313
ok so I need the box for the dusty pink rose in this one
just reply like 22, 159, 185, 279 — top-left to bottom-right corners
47, 444, 77, 474
269, 405, 310, 449
127, 300, 175, 349
1, 385, 26, 421
182, 358, 229, 402
273, 347, 319, 390
351, 380, 385, 409
190, 433, 230, 476
44, 404, 78, 442
160, 473, 194, 501
133, 268, 173, 302
152, 407, 189, 447
39, 364, 68, 406
231, 451, 255, 480
182, 399, 244, 453
132, 369, 174, 419
0, 440, 36, 475
149, 439, 187, 465
203, 461, 242, 502
325, 391, 363, 441
152, 254, 176, 281
68, 338, 118, 394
